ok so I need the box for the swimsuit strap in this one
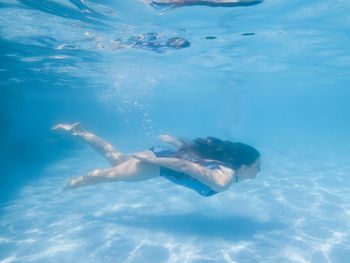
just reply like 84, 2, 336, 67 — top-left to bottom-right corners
179, 153, 224, 168
179, 153, 204, 165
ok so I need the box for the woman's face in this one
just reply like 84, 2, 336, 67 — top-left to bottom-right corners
236, 157, 261, 181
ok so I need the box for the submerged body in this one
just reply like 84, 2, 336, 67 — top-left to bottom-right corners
53, 123, 261, 196
151, 145, 238, 196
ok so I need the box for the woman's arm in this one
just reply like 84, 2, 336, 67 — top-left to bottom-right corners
133, 153, 234, 192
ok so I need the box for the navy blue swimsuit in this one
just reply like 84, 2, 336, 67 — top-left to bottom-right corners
150, 146, 224, 197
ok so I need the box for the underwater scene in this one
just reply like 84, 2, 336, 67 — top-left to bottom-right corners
1, 0, 350, 262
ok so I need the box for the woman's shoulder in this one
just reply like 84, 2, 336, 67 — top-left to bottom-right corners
217, 164, 234, 174
203, 161, 233, 173
216, 165, 237, 183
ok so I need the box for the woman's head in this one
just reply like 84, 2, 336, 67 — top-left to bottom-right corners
177, 137, 260, 171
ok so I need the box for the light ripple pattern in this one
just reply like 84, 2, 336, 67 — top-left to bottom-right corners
1, 148, 350, 263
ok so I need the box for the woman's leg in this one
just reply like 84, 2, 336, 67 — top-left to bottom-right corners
52, 123, 129, 166
65, 157, 160, 189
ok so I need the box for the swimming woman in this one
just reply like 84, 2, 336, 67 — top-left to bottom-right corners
53, 123, 261, 197
141, 0, 263, 8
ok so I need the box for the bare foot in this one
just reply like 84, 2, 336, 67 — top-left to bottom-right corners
63, 176, 84, 190
52, 122, 83, 135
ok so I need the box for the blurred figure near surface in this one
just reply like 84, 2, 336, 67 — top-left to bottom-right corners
113, 33, 190, 53
140, 0, 263, 9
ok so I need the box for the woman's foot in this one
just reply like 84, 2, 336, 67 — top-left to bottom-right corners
52, 122, 83, 135
63, 176, 84, 190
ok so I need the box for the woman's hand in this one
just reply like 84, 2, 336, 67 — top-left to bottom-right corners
157, 134, 175, 143
157, 134, 184, 148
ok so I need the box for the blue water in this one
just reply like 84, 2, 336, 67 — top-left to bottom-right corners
1, 0, 350, 262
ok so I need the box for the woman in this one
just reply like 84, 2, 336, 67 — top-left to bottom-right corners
53, 123, 261, 196
141, 0, 263, 8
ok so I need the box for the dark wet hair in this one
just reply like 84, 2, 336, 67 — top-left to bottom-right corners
176, 137, 260, 170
